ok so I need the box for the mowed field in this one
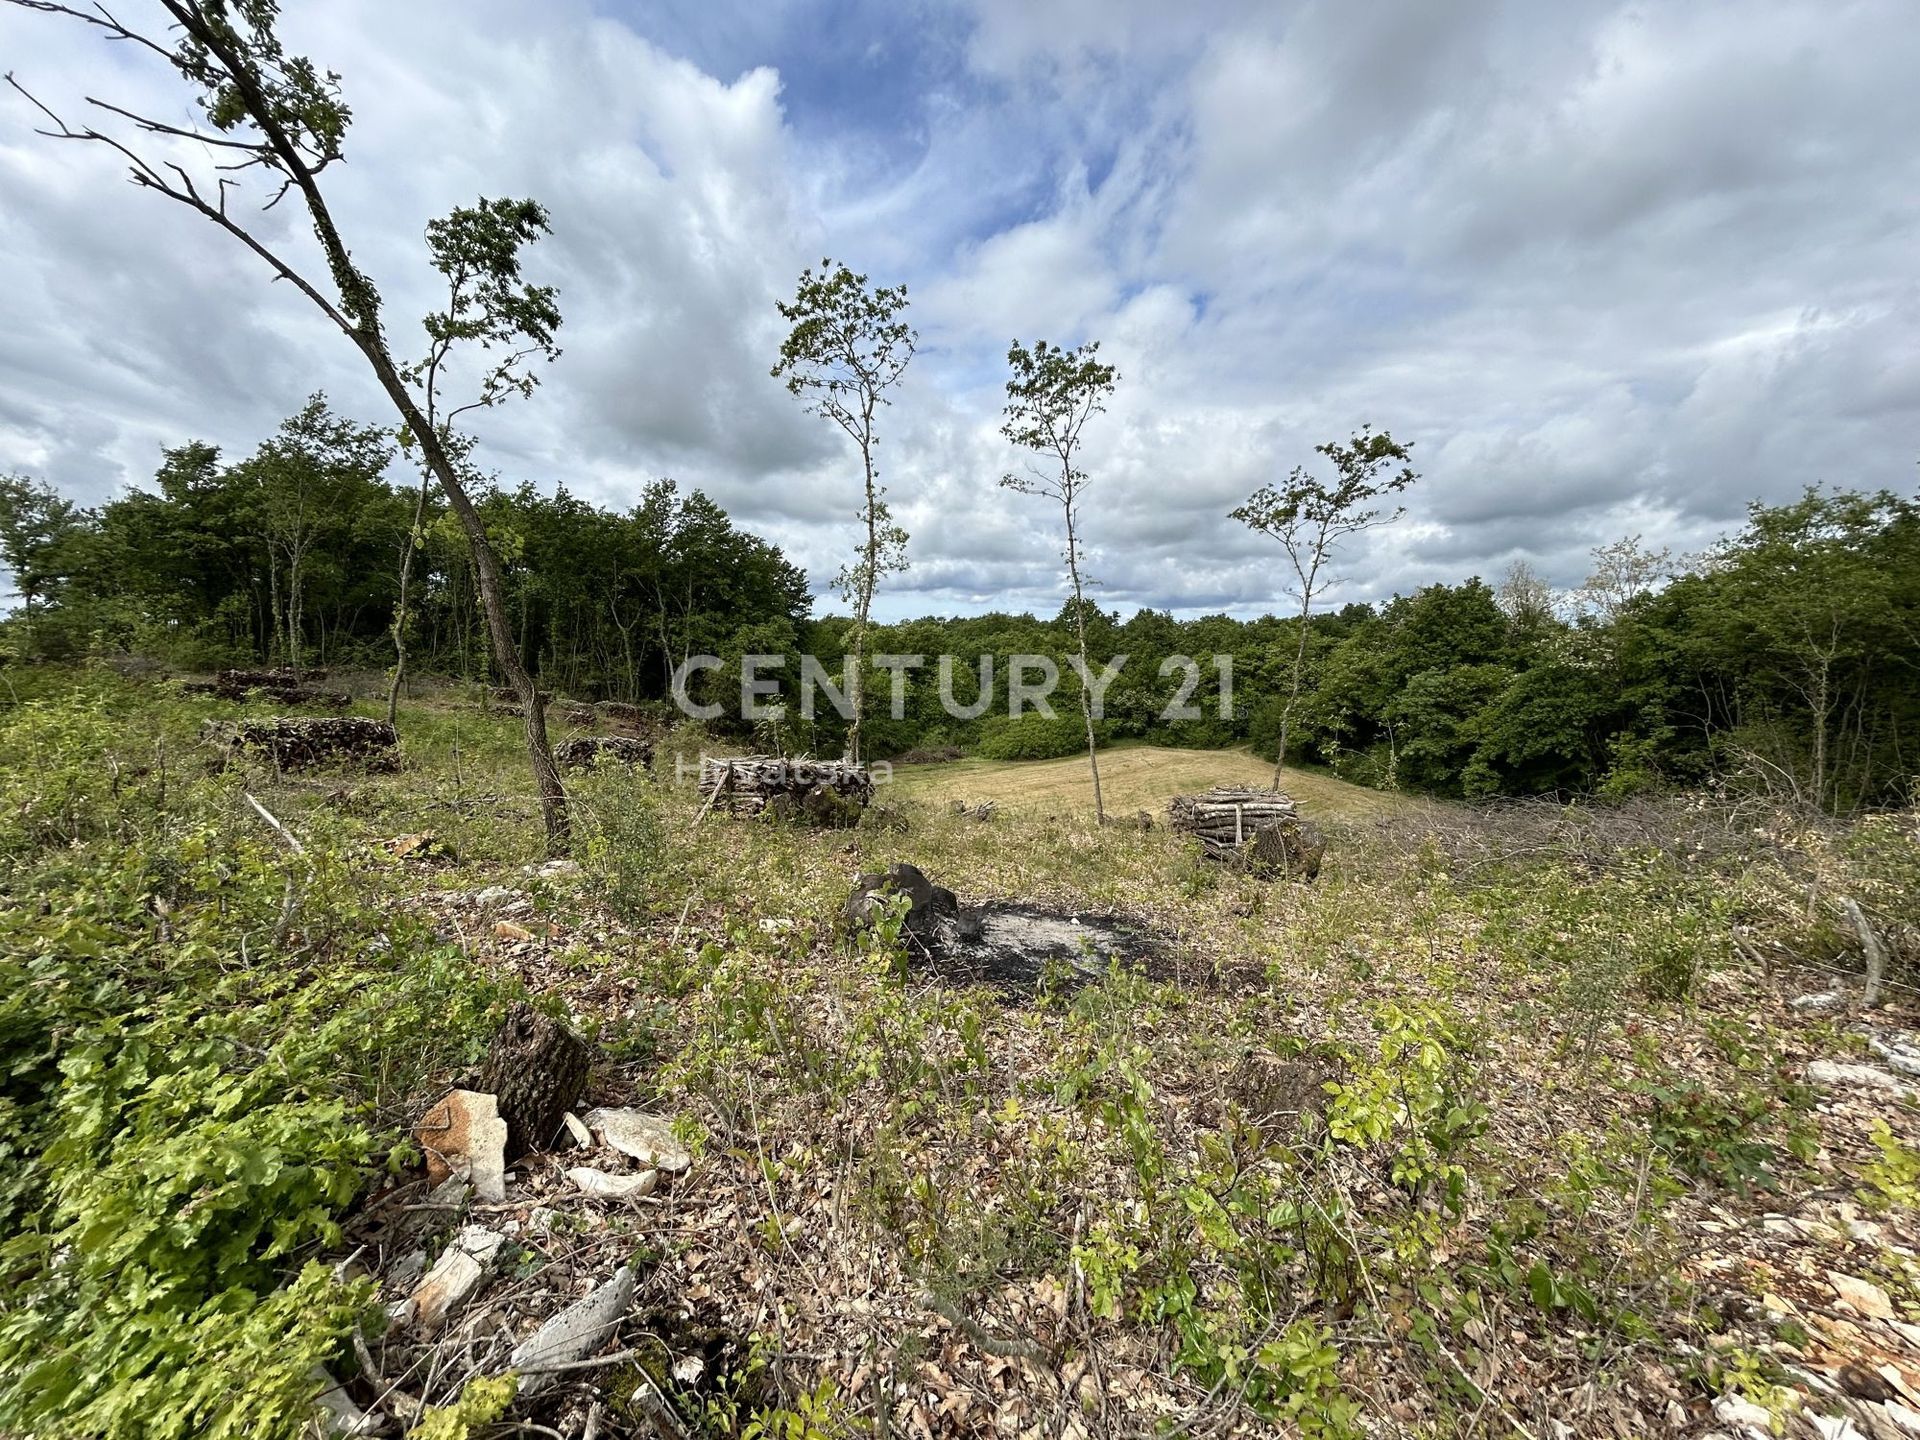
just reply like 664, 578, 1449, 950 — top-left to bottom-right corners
885, 743, 1410, 821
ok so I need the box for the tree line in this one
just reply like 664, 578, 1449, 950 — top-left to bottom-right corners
0, 401, 809, 707
7, 433, 1915, 813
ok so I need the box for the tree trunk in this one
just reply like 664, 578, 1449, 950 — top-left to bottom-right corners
1272, 603, 1312, 790
267, 549, 284, 668
846, 440, 879, 766
358, 346, 570, 851
387, 470, 432, 728
1065, 503, 1105, 824
286, 550, 304, 682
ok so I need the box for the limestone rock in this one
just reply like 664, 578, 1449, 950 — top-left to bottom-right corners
410, 1225, 506, 1331
308, 1366, 381, 1438
1807, 1060, 1920, 1101
415, 1090, 509, 1201
566, 1165, 658, 1200
582, 1108, 690, 1172
510, 1266, 635, 1396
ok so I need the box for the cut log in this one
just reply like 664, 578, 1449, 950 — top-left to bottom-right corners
205, 716, 398, 772
475, 1003, 592, 1159
555, 736, 653, 771
697, 755, 872, 827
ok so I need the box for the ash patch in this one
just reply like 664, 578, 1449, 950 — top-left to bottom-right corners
845, 863, 1168, 1000
920, 902, 1161, 1000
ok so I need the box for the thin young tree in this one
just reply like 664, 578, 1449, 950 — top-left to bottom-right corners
772, 260, 915, 765
1000, 338, 1118, 823
1231, 425, 1418, 789
386, 466, 434, 727
5, 0, 573, 850
238, 395, 390, 680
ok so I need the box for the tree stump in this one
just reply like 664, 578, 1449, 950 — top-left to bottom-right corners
475, 1004, 592, 1158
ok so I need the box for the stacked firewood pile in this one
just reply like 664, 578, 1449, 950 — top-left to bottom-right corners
698, 756, 872, 827
206, 716, 400, 773
595, 700, 670, 733
555, 736, 653, 771
488, 685, 552, 707
1169, 786, 1325, 879
182, 668, 349, 707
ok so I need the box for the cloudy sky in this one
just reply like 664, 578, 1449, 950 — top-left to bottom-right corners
2, 0, 1916, 620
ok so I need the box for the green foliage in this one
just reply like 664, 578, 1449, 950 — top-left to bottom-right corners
1325, 1002, 1487, 1209
0, 690, 504, 1440
1641, 1074, 1815, 1196
975, 709, 1106, 761
576, 768, 673, 921
1859, 1120, 1920, 1211
408, 1374, 519, 1440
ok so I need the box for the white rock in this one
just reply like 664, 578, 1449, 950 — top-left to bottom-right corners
1808, 1414, 1871, 1439
510, 1266, 635, 1396
410, 1226, 506, 1331
1792, 991, 1844, 1011
416, 1090, 509, 1202
567, 1165, 658, 1200
308, 1366, 381, 1437
527, 859, 582, 880
563, 1112, 593, 1147
1713, 1394, 1782, 1438
1881, 1400, 1920, 1435
1808, 1060, 1920, 1101
583, 1108, 690, 1173
1867, 1033, 1920, 1078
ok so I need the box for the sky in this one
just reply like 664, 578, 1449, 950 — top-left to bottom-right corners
1, 0, 1916, 621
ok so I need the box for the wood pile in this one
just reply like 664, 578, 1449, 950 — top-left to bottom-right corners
595, 700, 668, 733
698, 755, 872, 827
206, 716, 399, 773
1169, 786, 1324, 879
182, 668, 348, 707
555, 736, 653, 771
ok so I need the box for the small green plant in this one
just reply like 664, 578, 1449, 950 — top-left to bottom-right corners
1325, 1002, 1486, 1211
1860, 1120, 1920, 1211
576, 770, 673, 920
1641, 1076, 1815, 1195
408, 1374, 517, 1440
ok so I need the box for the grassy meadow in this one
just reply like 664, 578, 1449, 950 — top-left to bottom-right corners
887, 742, 1414, 823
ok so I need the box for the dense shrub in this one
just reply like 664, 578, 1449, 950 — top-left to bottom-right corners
0, 690, 504, 1439
975, 710, 1108, 761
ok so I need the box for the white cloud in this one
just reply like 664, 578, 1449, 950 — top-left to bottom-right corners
0, 0, 1915, 620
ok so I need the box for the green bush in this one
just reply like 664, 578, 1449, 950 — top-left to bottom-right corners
0, 688, 503, 1439
577, 768, 674, 920
975, 710, 1106, 761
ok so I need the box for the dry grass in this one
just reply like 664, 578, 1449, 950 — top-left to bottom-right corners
886, 743, 1414, 821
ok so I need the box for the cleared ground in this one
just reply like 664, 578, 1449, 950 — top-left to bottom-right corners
885, 742, 1410, 820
